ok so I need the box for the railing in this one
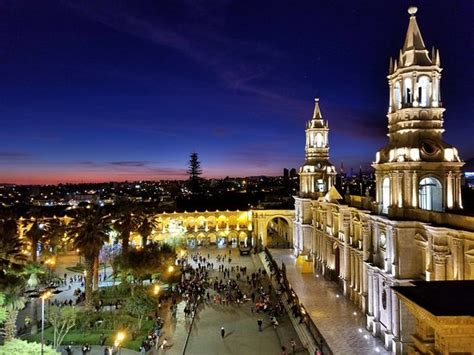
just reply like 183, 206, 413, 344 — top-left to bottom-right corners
263, 247, 332, 355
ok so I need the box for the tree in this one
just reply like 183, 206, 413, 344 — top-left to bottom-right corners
117, 243, 172, 287
1, 274, 26, 342
49, 305, 78, 350
136, 213, 158, 247
113, 201, 139, 254
25, 219, 49, 263
124, 289, 155, 331
22, 263, 45, 335
0, 338, 58, 354
72, 209, 112, 309
187, 152, 202, 194
45, 218, 68, 255
0, 218, 27, 285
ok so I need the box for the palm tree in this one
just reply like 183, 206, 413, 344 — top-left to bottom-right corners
45, 218, 68, 255
137, 213, 159, 248
1, 274, 26, 342
72, 210, 112, 309
113, 202, 139, 255
0, 217, 27, 284
25, 219, 49, 263
22, 263, 45, 335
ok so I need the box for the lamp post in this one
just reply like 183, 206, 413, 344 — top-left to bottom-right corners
41, 290, 52, 355
115, 331, 125, 355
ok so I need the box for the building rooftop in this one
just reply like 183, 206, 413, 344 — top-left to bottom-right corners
392, 280, 474, 316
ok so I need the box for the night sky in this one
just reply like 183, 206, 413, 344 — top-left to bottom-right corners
0, 0, 472, 184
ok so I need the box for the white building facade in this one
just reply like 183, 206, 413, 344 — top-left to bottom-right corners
293, 8, 474, 354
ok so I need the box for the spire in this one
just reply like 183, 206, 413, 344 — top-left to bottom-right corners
401, 7, 432, 66
312, 97, 323, 119
389, 57, 393, 74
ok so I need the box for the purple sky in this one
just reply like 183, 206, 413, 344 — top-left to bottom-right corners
0, 0, 472, 184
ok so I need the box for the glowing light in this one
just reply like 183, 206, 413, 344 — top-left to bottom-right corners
168, 266, 175, 273
41, 290, 52, 300
116, 331, 126, 345
153, 285, 160, 295
444, 148, 454, 162
358, 328, 363, 333
410, 148, 420, 161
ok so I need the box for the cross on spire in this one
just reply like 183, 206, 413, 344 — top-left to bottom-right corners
313, 97, 323, 119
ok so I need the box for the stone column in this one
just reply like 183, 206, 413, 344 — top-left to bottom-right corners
388, 80, 393, 113
412, 171, 418, 208
434, 254, 448, 280
391, 287, 401, 344
412, 72, 418, 106
350, 252, 355, 289
452, 239, 464, 280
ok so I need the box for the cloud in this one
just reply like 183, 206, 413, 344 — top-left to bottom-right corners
109, 161, 149, 167
0, 151, 33, 162
62, 1, 287, 103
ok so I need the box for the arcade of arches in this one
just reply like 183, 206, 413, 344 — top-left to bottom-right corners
17, 209, 295, 250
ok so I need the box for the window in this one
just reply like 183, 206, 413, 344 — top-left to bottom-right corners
393, 82, 401, 109
316, 179, 326, 192
379, 233, 386, 250
382, 177, 390, 214
404, 77, 412, 104
315, 133, 323, 148
417, 76, 431, 107
419, 177, 442, 212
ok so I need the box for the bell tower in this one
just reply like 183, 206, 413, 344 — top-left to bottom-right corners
299, 98, 336, 197
373, 7, 464, 216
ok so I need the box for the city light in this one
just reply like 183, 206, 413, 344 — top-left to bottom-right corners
168, 265, 175, 273
153, 284, 160, 295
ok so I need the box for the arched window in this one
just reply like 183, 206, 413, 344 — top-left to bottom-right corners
417, 76, 431, 107
419, 177, 442, 211
382, 177, 390, 214
404, 77, 412, 104
315, 133, 323, 148
316, 179, 325, 192
394, 82, 401, 109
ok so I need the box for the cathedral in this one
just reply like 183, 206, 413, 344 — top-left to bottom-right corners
293, 7, 474, 354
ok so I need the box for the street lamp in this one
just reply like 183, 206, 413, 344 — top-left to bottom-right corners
115, 331, 126, 355
153, 284, 160, 296
41, 290, 52, 355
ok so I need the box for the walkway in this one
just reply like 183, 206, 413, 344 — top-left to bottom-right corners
269, 249, 389, 355
149, 247, 305, 355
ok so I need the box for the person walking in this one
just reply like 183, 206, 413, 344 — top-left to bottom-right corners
257, 318, 263, 332
290, 338, 296, 354
221, 326, 226, 338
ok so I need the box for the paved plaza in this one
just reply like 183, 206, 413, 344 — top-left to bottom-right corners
269, 249, 389, 355
152, 247, 305, 355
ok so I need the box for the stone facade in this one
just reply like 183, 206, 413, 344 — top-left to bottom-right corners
293, 7, 474, 354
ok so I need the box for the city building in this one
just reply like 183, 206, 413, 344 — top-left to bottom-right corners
293, 7, 474, 354
393, 281, 474, 354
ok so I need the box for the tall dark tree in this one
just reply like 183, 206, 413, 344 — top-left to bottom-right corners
113, 201, 139, 255
72, 209, 112, 309
187, 152, 203, 194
